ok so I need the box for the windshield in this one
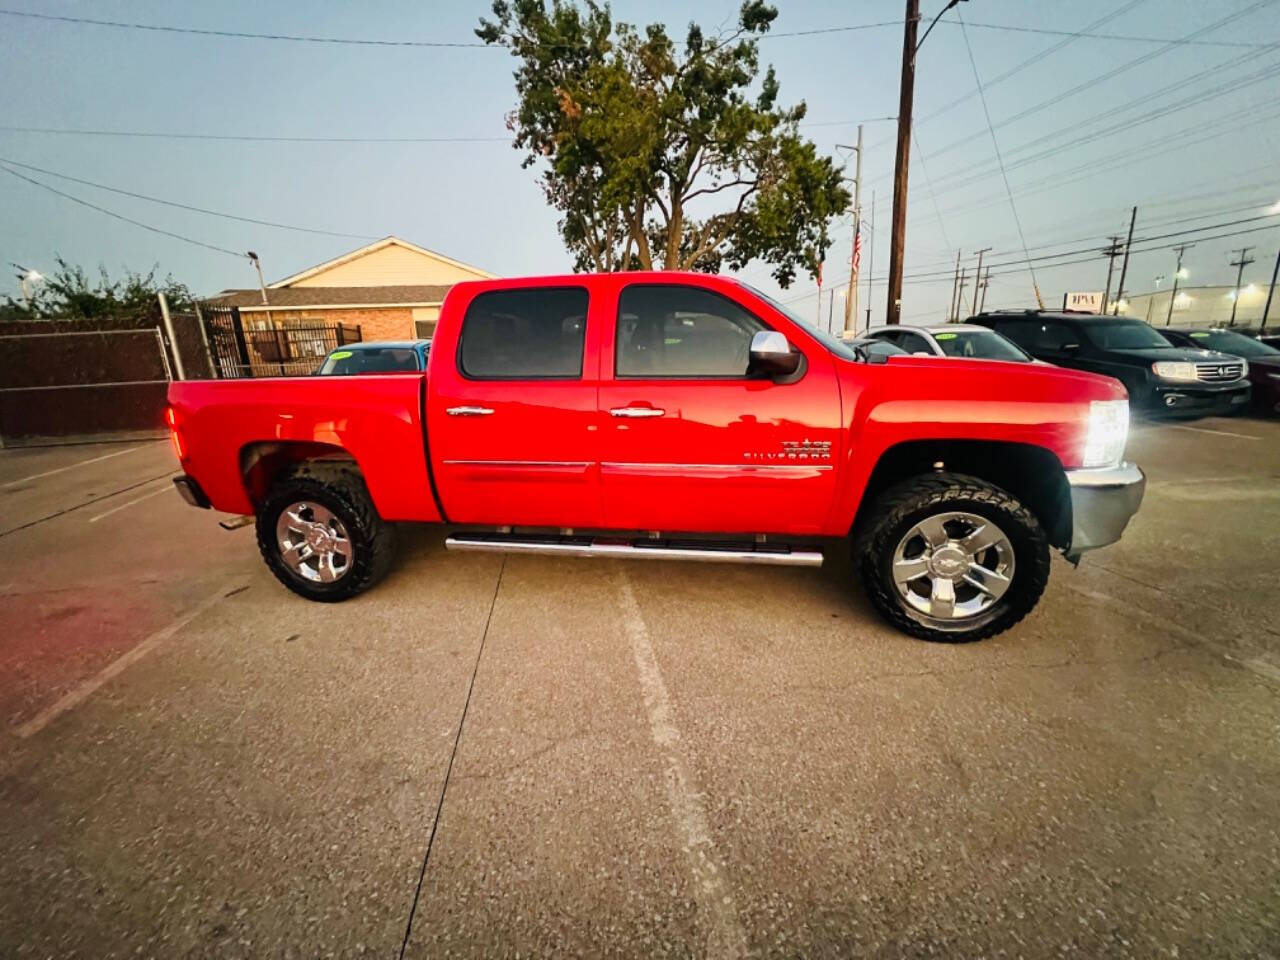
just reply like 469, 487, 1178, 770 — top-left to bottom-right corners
1179, 329, 1279, 358
318, 347, 421, 375
932, 330, 1031, 362
738, 282, 861, 361
1084, 321, 1174, 350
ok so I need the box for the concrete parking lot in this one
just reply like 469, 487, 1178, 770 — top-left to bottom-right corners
1, 418, 1278, 958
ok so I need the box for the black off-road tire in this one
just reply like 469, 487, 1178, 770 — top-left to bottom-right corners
255, 461, 396, 602
854, 472, 1050, 643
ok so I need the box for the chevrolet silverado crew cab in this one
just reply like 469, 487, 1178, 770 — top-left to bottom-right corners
168, 273, 1145, 643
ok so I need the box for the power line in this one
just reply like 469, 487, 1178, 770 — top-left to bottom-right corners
922, 55, 1280, 196
0, 125, 508, 144
0, 164, 247, 259
948, 18, 1278, 48
0, 7, 492, 47
871, 0, 1280, 184
0, 156, 379, 240
867, 0, 1151, 151
957, 14, 1041, 305
4, 6, 1272, 51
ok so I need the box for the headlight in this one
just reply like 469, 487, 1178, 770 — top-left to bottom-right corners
1082, 399, 1129, 468
1151, 361, 1198, 381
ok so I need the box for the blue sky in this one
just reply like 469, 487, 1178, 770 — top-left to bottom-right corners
2, 0, 1278, 327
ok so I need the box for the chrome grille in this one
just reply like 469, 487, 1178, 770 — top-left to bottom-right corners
1195, 362, 1245, 383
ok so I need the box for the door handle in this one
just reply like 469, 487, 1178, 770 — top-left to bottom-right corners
446, 405, 495, 416
610, 406, 665, 418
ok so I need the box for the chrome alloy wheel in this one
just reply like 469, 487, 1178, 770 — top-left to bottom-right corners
275, 501, 352, 583
891, 511, 1015, 622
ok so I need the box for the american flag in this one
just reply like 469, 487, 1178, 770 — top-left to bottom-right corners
852, 227, 862, 276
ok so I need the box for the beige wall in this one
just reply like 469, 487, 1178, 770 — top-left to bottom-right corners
289, 244, 488, 287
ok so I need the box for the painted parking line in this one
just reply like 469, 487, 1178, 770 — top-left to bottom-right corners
1167, 427, 1264, 442
86, 480, 172, 523
1, 444, 150, 488
615, 567, 748, 960
14, 581, 240, 739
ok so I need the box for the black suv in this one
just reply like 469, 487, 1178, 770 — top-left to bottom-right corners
969, 311, 1251, 416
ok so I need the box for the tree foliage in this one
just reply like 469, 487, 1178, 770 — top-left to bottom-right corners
478, 1, 850, 286
1, 257, 193, 321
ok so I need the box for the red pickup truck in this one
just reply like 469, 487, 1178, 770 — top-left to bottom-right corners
168, 272, 1144, 643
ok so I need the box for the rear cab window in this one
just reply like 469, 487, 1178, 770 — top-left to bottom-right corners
458, 287, 589, 379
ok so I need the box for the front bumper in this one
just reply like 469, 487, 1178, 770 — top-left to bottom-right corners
1065, 462, 1145, 560
1148, 380, 1250, 415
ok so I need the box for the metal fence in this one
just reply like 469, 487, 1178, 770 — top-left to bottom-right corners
203, 305, 361, 378
0, 327, 172, 440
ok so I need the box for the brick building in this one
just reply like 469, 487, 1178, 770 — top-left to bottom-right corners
206, 237, 494, 341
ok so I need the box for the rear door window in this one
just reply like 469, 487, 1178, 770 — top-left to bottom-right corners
458, 287, 588, 379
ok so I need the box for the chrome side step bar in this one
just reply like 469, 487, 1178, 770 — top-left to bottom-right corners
444, 535, 824, 567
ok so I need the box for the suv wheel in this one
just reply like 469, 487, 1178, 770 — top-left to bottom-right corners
256, 462, 395, 602
855, 473, 1050, 642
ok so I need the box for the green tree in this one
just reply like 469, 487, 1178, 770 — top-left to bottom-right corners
1, 257, 193, 321
478, 0, 850, 286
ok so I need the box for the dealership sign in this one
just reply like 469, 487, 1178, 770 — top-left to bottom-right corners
1063, 291, 1103, 313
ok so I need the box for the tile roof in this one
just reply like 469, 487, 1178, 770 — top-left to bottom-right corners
205, 285, 454, 308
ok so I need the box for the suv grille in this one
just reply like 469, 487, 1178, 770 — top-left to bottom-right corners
1195, 362, 1245, 383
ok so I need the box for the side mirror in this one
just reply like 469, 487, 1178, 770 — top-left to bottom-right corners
748, 330, 801, 378
1062, 342, 1081, 353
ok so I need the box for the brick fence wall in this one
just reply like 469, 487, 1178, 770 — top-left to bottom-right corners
244, 307, 415, 343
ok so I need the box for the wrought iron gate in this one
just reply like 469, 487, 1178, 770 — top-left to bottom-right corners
202, 306, 362, 378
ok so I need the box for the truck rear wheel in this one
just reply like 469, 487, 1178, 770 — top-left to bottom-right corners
255, 462, 396, 602
855, 473, 1050, 643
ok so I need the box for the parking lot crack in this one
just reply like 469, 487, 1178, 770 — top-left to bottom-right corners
397, 556, 505, 959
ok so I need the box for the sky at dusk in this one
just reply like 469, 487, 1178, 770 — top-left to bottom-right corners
2, 0, 1278, 329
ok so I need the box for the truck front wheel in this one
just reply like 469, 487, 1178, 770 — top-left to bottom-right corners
855, 473, 1050, 643
255, 462, 396, 602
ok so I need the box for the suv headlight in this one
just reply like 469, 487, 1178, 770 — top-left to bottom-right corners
1082, 399, 1129, 468
1151, 361, 1198, 381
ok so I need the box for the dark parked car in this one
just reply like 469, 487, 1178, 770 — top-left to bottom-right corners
1160, 327, 1280, 415
316, 340, 430, 375
969, 311, 1250, 416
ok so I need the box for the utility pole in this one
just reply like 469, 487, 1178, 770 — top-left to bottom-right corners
1165, 244, 1193, 325
842, 124, 863, 335
885, 0, 920, 325
865, 190, 876, 331
977, 265, 992, 313
948, 249, 962, 322
1113, 206, 1137, 314
1263, 244, 1279, 331
956, 267, 969, 319
1100, 235, 1123, 315
1227, 246, 1255, 327
885, 0, 965, 324
970, 247, 992, 318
